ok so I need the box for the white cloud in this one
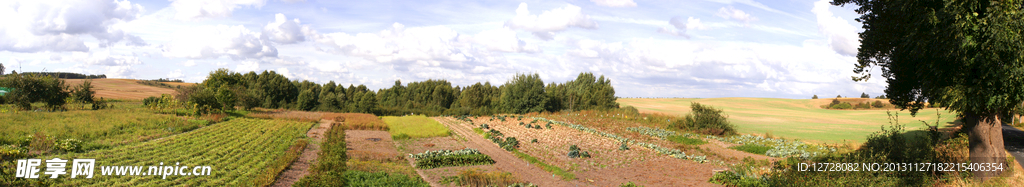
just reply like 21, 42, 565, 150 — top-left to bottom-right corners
590, 0, 636, 7
0, 0, 146, 53
162, 25, 278, 60
262, 13, 306, 44
505, 3, 597, 40
466, 28, 539, 53
183, 60, 196, 67
716, 6, 758, 23
236, 60, 259, 72
811, 0, 859, 56
170, 0, 267, 20
657, 16, 706, 38
167, 69, 185, 79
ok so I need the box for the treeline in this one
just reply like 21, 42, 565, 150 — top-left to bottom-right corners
177, 69, 619, 116
0, 73, 107, 110
17, 72, 106, 79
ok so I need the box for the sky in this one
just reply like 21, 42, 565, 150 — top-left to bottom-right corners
0, 0, 884, 99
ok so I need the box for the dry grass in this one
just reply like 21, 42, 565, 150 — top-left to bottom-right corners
63, 79, 187, 100
323, 113, 389, 131
447, 169, 523, 187
247, 110, 323, 122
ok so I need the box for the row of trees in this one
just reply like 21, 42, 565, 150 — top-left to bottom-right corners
179, 69, 619, 116
812, 92, 887, 99
0, 72, 99, 110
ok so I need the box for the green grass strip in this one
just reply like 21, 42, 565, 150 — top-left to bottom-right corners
512, 150, 575, 180
667, 135, 707, 145
729, 144, 771, 155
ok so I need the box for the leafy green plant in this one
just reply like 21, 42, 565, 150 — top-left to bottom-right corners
730, 144, 771, 155
667, 135, 707, 145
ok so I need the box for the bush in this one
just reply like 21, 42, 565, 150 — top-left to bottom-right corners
829, 102, 852, 109
670, 102, 736, 136
872, 100, 885, 108
812, 95, 818, 99
855, 102, 871, 109
143, 96, 160, 106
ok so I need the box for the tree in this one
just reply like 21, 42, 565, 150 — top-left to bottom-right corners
834, 0, 1024, 178
215, 85, 235, 111
0, 63, 5, 75
499, 73, 547, 114
812, 95, 819, 99
71, 80, 95, 103
836, 95, 841, 98
860, 92, 869, 98
296, 89, 318, 111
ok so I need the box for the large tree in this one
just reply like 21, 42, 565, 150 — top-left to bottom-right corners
834, 0, 1024, 178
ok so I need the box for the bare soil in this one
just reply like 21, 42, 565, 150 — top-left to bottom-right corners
271, 120, 331, 187
346, 130, 402, 161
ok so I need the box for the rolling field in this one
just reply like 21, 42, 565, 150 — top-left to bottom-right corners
618, 98, 958, 143
63, 79, 193, 100
43, 118, 313, 186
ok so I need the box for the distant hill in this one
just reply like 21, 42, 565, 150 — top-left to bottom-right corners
63, 79, 196, 100
20, 72, 107, 79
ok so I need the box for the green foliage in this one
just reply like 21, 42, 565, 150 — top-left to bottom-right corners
345, 170, 428, 187
860, 92, 869, 98
620, 182, 644, 187
619, 141, 629, 150
500, 73, 548, 114
0, 73, 70, 110
295, 122, 349, 187
671, 102, 736, 135
730, 144, 771, 155
855, 102, 871, 109
383, 115, 451, 139
70, 80, 95, 103
215, 85, 236, 110
667, 135, 707, 145
709, 158, 769, 187
829, 102, 852, 109
512, 150, 575, 180
812, 95, 818, 99
413, 154, 495, 169
296, 89, 318, 111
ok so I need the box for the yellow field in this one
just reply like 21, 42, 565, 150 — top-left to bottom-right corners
618, 98, 958, 144
63, 79, 195, 100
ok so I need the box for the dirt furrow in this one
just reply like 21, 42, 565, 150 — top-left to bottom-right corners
271, 119, 332, 187
434, 117, 586, 186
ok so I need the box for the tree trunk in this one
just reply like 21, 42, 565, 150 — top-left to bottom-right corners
964, 112, 1007, 180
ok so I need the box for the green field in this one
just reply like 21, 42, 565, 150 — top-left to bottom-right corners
618, 98, 958, 143
36, 118, 312, 186
382, 115, 451, 139
0, 104, 207, 148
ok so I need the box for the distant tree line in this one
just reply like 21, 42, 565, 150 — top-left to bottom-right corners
18, 72, 106, 79
177, 69, 619, 116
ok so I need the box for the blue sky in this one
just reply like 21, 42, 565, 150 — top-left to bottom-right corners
0, 0, 882, 99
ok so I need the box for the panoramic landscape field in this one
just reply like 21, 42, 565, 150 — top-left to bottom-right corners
4, 0, 1024, 186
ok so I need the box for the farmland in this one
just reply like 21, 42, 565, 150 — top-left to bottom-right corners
384, 115, 452, 139
63, 79, 189, 100
0, 104, 207, 150
619, 97, 958, 143
38, 118, 312, 186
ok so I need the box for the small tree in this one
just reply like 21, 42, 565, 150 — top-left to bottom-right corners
215, 85, 235, 111
860, 92, 869, 98
812, 95, 819, 99
872, 100, 885, 108
837, 95, 842, 98
71, 80, 95, 103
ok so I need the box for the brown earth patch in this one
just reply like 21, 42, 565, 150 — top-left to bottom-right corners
346, 130, 402, 162
64, 79, 180, 100
271, 119, 331, 187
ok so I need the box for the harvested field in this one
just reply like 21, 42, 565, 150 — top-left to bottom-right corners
247, 110, 323, 122
346, 130, 402, 161
64, 79, 188, 100
324, 113, 389, 130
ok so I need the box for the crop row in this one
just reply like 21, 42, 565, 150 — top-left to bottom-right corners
38, 118, 311, 186
409, 148, 483, 160
626, 126, 678, 139
702, 134, 837, 159
410, 149, 495, 169
531, 117, 707, 163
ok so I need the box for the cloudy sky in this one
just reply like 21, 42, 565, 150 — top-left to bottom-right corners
0, 0, 883, 98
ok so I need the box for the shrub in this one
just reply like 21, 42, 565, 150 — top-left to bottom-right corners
872, 100, 885, 108
671, 102, 736, 136
855, 102, 871, 109
812, 95, 818, 99
143, 96, 160, 106
829, 102, 852, 109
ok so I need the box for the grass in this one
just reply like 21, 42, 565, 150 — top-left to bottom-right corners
382, 115, 451, 140
618, 98, 958, 143
347, 160, 419, 180
32, 118, 311, 186
323, 113, 389, 130
729, 144, 772, 155
439, 169, 524, 187
512, 150, 575, 180
667, 135, 707, 145
344, 170, 429, 187
0, 105, 207, 150
295, 121, 349, 186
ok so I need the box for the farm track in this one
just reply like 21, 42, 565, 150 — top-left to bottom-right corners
434, 117, 586, 186
271, 119, 331, 187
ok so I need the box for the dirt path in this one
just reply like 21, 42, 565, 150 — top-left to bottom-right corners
406, 155, 443, 187
271, 119, 332, 187
434, 117, 586, 186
